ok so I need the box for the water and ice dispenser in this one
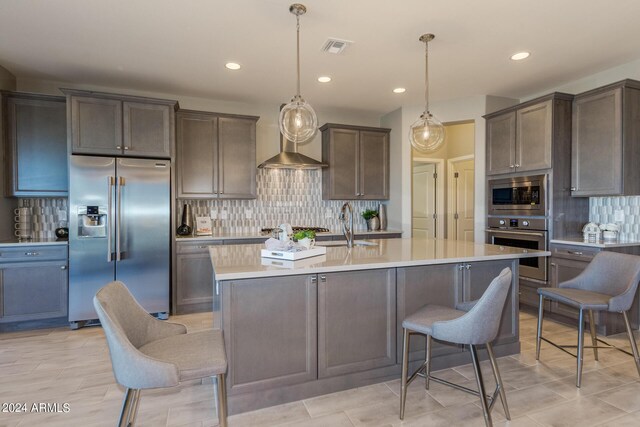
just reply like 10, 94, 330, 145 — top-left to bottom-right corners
77, 205, 107, 238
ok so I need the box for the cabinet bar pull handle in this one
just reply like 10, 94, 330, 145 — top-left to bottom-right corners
116, 145, 122, 149
107, 176, 114, 262
458, 264, 464, 271
61, 266, 67, 270
320, 275, 326, 282
465, 264, 471, 270
124, 146, 129, 150
24, 252, 40, 256
550, 263, 556, 267
310, 276, 317, 283
509, 164, 515, 168
568, 251, 583, 255
570, 187, 577, 191
515, 164, 520, 167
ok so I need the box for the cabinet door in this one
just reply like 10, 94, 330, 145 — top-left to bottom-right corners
396, 264, 462, 363
486, 112, 516, 175
516, 100, 552, 172
5, 96, 67, 196
359, 130, 390, 199
322, 128, 358, 199
464, 259, 517, 345
218, 116, 257, 199
571, 88, 623, 196
318, 269, 396, 378
176, 251, 213, 310
70, 96, 123, 155
176, 113, 217, 198
1, 262, 68, 322
222, 274, 317, 394
123, 102, 171, 158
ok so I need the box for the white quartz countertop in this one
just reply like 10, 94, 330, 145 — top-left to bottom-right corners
177, 229, 402, 242
209, 237, 550, 280
550, 238, 640, 248
0, 238, 68, 247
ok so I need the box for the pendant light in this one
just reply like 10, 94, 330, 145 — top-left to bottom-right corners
279, 3, 318, 145
409, 34, 445, 153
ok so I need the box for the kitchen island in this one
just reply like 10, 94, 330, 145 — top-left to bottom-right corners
209, 238, 548, 414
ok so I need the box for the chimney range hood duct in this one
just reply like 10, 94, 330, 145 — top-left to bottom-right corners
258, 126, 328, 170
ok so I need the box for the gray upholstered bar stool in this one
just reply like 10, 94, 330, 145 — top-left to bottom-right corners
400, 267, 512, 427
536, 251, 640, 388
94, 281, 228, 427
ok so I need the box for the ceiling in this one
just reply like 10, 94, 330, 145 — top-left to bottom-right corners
2, 0, 640, 114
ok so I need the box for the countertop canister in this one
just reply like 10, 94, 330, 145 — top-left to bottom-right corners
378, 204, 387, 230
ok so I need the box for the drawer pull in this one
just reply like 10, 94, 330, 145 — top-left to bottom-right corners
568, 251, 583, 255
24, 252, 40, 256
61, 266, 67, 270
198, 245, 208, 249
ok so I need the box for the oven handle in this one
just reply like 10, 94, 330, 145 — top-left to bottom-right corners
485, 229, 546, 238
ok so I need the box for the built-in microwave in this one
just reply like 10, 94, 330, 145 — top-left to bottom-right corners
488, 175, 546, 216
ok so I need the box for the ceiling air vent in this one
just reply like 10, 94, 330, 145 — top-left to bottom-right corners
321, 38, 352, 54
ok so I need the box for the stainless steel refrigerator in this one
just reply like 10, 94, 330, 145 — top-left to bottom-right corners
69, 155, 170, 328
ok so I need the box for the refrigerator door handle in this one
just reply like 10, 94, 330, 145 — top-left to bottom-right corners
107, 176, 115, 262
116, 176, 124, 261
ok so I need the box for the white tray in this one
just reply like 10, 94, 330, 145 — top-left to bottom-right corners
261, 254, 327, 269
261, 246, 327, 261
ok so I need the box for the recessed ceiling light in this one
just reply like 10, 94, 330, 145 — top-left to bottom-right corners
317, 76, 332, 83
393, 88, 406, 94
510, 52, 530, 61
225, 62, 241, 70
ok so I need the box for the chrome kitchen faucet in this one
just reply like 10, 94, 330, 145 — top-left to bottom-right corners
340, 202, 354, 248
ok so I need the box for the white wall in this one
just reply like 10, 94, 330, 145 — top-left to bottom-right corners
16, 78, 382, 168
380, 108, 403, 230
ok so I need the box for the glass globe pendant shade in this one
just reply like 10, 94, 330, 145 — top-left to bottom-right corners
409, 111, 445, 153
279, 95, 318, 144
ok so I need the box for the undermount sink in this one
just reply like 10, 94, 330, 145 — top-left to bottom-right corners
317, 240, 378, 247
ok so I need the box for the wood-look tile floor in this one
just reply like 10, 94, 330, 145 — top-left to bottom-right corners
1, 311, 639, 426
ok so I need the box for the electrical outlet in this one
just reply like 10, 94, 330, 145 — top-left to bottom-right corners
210, 209, 218, 220
325, 208, 334, 219
614, 209, 624, 222
245, 209, 253, 219
57, 209, 67, 221
220, 209, 228, 220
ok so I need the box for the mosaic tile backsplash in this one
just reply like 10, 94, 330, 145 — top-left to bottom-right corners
178, 169, 384, 235
590, 196, 640, 241
15, 198, 68, 240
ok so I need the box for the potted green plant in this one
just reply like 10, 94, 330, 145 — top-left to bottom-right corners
292, 229, 316, 249
362, 209, 380, 231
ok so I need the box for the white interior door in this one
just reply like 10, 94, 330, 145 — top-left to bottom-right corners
412, 163, 436, 238
450, 159, 475, 241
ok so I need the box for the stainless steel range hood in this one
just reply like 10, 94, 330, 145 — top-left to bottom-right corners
258, 128, 328, 169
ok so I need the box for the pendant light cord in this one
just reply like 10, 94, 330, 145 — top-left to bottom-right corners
424, 39, 429, 113
296, 14, 301, 98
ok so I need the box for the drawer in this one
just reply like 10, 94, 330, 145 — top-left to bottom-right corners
0, 245, 68, 262
177, 241, 222, 254
550, 245, 600, 261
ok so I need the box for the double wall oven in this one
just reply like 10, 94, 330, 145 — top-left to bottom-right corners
487, 175, 548, 282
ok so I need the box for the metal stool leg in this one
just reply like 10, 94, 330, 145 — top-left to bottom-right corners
486, 343, 510, 420
216, 373, 228, 427
622, 311, 640, 377
118, 388, 138, 427
576, 309, 585, 388
536, 294, 545, 360
400, 328, 410, 420
425, 335, 432, 390
470, 345, 492, 427
588, 310, 598, 361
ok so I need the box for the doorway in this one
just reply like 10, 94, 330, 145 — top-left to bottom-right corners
412, 159, 444, 238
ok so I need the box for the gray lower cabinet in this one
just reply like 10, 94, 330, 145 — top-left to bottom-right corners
318, 269, 396, 378
571, 80, 640, 196
175, 242, 221, 314
222, 274, 317, 394
397, 264, 462, 363
63, 89, 176, 158
177, 110, 258, 199
0, 246, 68, 323
3, 92, 67, 197
321, 123, 390, 200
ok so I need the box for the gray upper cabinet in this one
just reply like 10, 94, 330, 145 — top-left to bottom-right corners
176, 110, 258, 199
486, 111, 516, 175
3, 92, 67, 197
571, 80, 640, 196
321, 123, 390, 200
486, 94, 572, 176
63, 89, 176, 158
